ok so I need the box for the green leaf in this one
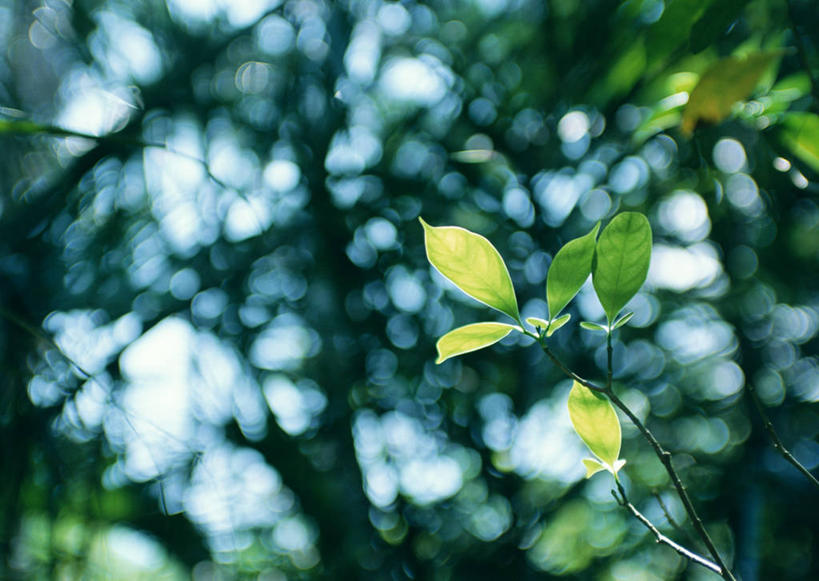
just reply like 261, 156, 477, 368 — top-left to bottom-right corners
612, 312, 635, 330
546, 222, 600, 319
421, 218, 520, 321
0, 118, 94, 138
592, 213, 652, 324
568, 381, 622, 467
680, 51, 781, 135
546, 313, 571, 337
780, 112, 819, 173
580, 321, 608, 333
435, 322, 520, 364
582, 458, 606, 479
645, 0, 715, 70
525, 316, 550, 331
689, 0, 750, 54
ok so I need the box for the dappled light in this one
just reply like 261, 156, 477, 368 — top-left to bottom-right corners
2, 0, 819, 579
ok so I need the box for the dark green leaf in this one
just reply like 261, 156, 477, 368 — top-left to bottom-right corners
421, 218, 520, 321
547, 222, 600, 319
689, 0, 750, 54
592, 213, 652, 323
646, 0, 715, 70
435, 322, 520, 364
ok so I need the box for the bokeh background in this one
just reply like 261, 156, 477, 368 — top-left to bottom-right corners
2, 0, 819, 579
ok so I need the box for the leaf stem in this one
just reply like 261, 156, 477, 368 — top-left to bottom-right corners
612, 481, 723, 576
747, 383, 819, 490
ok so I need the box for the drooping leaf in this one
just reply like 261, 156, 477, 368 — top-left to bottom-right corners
592, 213, 652, 323
547, 222, 600, 319
582, 458, 606, 479
568, 381, 622, 467
546, 313, 571, 337
612, 311, 635, 330
780, 112, 819, 173
421, 218, 520, 321
580, 321, 608, 333
435, 322, 520, 364
680, 51, 781, 135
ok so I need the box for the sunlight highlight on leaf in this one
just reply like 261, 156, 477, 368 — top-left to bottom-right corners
421, 218, 520, 320
435, 322, 520, 364
568, 381, 622, 468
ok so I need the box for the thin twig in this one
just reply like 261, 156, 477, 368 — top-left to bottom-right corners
613, 481, 722, 576
604, 387, 734, 580
747, 383, 819, 490
537, 336, 736, 580
652, 491, 697, 545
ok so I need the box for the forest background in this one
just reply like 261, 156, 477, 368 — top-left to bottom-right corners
2, 0, 819, 579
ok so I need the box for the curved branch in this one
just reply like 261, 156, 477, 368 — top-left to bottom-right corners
613, 481, 722, 576
747, 383, 819, 490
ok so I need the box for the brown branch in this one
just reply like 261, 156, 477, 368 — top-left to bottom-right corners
613, 481, 722, 576
747, 384, 819, 490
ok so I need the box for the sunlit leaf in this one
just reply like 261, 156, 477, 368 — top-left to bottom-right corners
546, 313, 571, 337
780, 112, 819, 173
421, 218, 520, 320
612, 311, 634, 330
580, 321, 608, 333
592, 213, 652, 323
435, 322, 520, 364
680, 51, 781, 135
547, 222, 600, 319
526, 316, 550, 331
582, 458, 606, 479
568, 381, 622, 467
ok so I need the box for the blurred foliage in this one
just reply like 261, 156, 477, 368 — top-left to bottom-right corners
1, 0, 819, 579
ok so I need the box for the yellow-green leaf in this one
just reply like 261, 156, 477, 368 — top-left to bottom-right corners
780, 112, 819, 173
680, 51, 781, 135
421, 218, 520, 320
568, 381, 621, 467
435, 322, 520, 364
546, 313, 571, 337
582, 458, 606, 479
526, 316, 550, 331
